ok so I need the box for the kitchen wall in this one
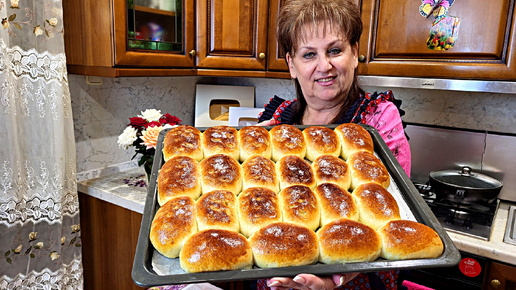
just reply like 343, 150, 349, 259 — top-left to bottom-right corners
69, 75, 516, 196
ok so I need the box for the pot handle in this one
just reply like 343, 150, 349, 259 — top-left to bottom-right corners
460, 166, 473, 176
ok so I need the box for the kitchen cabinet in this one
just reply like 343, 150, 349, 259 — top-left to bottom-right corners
78, 192, 144, 290
63, 0, 196, 77
485, 261, 516, 290
358, 0, 516, 80
195, 0, 268, 73
63, 0, 292, 78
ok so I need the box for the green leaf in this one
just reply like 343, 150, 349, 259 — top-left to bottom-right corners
45, 29, 49, 37
4, 250, 10, 257
70, 237, 77, 245
25, 246, 32, 255
6, 257, 12, 264
14, 23, 21, 30
75, 243, 81, 247
8, 14, 16, 21
30, 254, 35, 259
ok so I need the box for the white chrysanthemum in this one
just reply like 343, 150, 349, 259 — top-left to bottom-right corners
139, 109, 162, 122
118, 126, 138, 149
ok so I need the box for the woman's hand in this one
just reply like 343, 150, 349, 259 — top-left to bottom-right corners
256, 119, 275, 126
266, 273, 359, 290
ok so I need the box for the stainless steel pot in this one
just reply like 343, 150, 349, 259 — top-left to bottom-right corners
429, 166, 503, 204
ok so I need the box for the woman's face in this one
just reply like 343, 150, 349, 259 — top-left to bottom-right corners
286, 24, 358, 109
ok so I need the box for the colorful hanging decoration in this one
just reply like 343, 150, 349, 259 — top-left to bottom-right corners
419, 0, 459, 51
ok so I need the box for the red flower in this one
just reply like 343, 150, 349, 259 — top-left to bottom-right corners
129, 117, 147, 128
160, 113, 182, 125
145, 121, 162, 128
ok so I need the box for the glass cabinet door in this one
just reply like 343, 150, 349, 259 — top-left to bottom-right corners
127, 0, 183, 52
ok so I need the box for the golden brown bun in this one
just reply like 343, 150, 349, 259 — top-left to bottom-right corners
199, 154, 242, 195
202, 125, 240, 160
312, 155, 351, 190
334, 123, 374, 160
241, 155, 279, 193
317, 219, 381, 264
163, 125, 203, 162
278, 185, 320, 231
276, 155, 316, 190
157, 156, 201, 206
303, 126, 341, 162
237, 187, 282, 238
195, 190, 239, 232
249, 222, 319, 268
149, 196, 197, 258
238, 126, 272, 162
352, 182, 400, 230
179, 229, 253, 273
377, 220, 444, 260
314, 183, 359, 226
269, 125, 306, 162
347, 151, 390, 190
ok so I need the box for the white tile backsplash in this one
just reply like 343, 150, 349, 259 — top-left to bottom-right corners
70, 74, 516, 182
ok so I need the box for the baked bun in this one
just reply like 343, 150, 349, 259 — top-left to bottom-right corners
317, 219, 381, 264
276, 155, 316, 190
195, 190, 239, 232
377, 220, 444, 260
303, 126, 341, 162
334, 123, 374, 160
314, 183, 359, 226
249, 222, 319, 268
179, 229, 253, 273
347, 151, 390, 190
269, 125, 306, 162
163, 125, 203, 162
157, 156, 201, 206
149, 196, 197, 258
202, 125, 239, 160
312, 155, 351, 190
241, 155, 279, 193
237, 187, 282, 238
238, 126, 272, 162
278, 185, 320, 231
199, 154, 242, 195
352, 182, 400, 230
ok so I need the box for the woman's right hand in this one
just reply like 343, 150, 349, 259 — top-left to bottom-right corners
266, 272, 359, 290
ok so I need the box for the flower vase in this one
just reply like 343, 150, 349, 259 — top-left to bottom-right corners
143, 157, 154, 182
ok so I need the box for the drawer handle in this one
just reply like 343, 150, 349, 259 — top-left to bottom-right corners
491, 279, 501, 289
259, 53, 265, 60
358, 55, 366, 63
189, 50, 196, 57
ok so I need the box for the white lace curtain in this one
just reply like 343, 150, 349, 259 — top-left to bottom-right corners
0, 0, 83, 288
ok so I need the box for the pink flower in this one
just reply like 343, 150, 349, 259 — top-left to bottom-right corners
141, 126, 163, 149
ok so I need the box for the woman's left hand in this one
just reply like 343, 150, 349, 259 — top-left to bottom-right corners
266, 273, 357, 290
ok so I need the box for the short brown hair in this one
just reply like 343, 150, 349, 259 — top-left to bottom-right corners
277, 0, 363, 56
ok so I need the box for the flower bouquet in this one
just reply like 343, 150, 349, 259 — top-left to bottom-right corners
117, 109, 181, 180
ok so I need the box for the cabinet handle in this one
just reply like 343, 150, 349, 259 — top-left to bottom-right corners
358, 55, 366, 63
259, 53, 265, 60
189, 50, 196, 57
490, 279, 501, 289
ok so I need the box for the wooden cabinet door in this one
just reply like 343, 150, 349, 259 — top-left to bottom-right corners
267, 0, 288, 71
358, 0, 516, 80
485, 261, 516, 290
113, 0, 196, 68
196, 0, 268, 70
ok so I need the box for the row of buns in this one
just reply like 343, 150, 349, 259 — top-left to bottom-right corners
163, 123, 374, 163
151, 191, 443, 273
150, 182, 443, 273
157, 151, 389, 206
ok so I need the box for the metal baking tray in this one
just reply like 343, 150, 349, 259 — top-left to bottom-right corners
132, 124, 461, 287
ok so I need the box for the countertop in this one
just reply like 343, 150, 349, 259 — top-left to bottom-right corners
77, 166, 516, 266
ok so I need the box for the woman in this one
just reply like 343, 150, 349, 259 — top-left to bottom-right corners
257, 0, 411, 289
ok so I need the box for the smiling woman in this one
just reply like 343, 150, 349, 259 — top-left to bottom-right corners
256, 0, 412, 289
